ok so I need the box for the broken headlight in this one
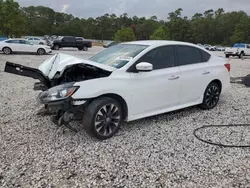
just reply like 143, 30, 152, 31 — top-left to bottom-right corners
38, 82, 79, 103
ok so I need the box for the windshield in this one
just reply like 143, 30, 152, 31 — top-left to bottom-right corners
89, 44, 149, 68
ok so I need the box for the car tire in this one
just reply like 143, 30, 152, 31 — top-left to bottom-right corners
199, 82, 221, 110
2, 47, 12, 55
239, 52, 244, 59
37, 48, 46, 55
225, 54, 230, 58
78, 47, 83, 51
39, 42, 44, 45
83, 97, 123, 140
83, 46, 88, 51
53, 44, 60, 50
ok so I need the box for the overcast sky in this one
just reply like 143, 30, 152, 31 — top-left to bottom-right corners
16, 0, 250, 20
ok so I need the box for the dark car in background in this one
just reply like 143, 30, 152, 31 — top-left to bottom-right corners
52, 36, 92, 51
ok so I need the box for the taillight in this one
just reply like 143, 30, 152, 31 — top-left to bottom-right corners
224, 63, 230, 72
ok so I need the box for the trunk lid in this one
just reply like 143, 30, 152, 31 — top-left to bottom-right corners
38, 53, 116, 79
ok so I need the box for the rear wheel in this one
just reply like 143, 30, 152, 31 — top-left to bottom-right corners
239, 52, 244, 59
3, 47, 12, 55
37, 48, 45, 55
83, 45, 88, 51
83, 97, 123, 140
199, 82, 221, 110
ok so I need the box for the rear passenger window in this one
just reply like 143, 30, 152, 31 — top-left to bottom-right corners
176, 45, 203, 66
200, 49, 211, 62
137, 46, 175, 70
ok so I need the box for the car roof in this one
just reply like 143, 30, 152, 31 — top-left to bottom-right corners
122, 40, 201, 47
7, 38, 26, 40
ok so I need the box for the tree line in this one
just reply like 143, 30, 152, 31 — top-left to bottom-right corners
1, 0, 250, 45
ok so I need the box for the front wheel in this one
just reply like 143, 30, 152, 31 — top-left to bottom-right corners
37, 48, 45, 55
199, 82, 221, 110
83, 97, 123, 140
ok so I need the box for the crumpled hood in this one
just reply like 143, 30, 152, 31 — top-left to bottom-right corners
38, 53, 116, 79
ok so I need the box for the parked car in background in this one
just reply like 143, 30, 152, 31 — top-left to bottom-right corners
52, 36, 92, 51
103, 41, 119, 48
209, 46, 216, 51
4, 40, 230, 140
0, 38, 52, 55
215, 46, 225, 51
203, 44, 212, 50
196, 43, 204, 48
224, 43, 250, 58
27, 37, 48, 45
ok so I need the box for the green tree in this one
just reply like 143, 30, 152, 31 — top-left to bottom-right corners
113, 27, 136, 42
150, 26, 170, 40
1, 2, 250, 46
0, 0, 27, 37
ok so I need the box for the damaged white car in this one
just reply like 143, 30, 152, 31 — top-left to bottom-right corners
4, 41, 230, 140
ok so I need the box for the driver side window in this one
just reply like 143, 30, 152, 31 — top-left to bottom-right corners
135, 45, 176, 70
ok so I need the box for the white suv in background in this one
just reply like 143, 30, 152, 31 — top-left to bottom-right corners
4, 40, 231, 140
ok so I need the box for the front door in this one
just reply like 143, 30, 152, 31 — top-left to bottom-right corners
128, 45, 181, 117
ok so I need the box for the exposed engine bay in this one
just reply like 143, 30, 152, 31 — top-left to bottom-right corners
50, 64, 111, 87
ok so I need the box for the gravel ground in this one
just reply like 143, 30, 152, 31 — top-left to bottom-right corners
0, 48, 250, 188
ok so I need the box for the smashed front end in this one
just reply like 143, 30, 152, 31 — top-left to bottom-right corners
4, 53, 113, 132
4, 53, 112, 91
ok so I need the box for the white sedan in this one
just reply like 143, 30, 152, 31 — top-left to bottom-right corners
0, 38, 52, 55
4, 40, 230, 140
26, 37, 47, 45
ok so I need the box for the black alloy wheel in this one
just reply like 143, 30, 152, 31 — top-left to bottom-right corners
83, 97, 123, 140
94, 104, 121, 137
199, 82, 221, 110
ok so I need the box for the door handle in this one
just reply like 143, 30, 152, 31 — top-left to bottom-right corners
202, 71, 210, 75
168, 75, 179, 80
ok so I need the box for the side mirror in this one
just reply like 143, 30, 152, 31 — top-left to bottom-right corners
136, 62, 153, 72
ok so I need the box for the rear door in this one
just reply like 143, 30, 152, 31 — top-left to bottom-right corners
176, 45, 212, 105
19, 40, 36, 52
128, 45, 181, 116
